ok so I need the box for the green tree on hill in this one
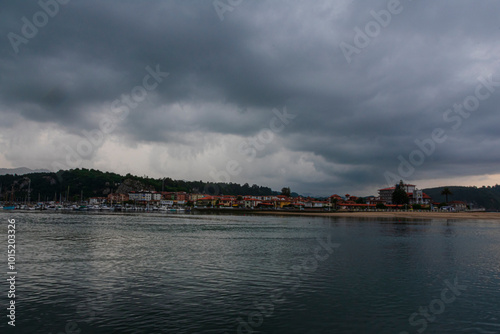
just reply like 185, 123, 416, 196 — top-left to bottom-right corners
330, 197, 339, 210
355, 197, 366, 204
392, 180, 409, 205
281, 187, 291, 197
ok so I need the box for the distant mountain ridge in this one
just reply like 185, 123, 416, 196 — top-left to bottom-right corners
422, 185, 500, 211
0, 167, 51, 175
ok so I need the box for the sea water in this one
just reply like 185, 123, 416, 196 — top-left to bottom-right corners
1, 212, 499, 333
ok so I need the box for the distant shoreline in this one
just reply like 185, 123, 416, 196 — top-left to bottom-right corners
249, 210, 500, 220
2, 208, 499, 220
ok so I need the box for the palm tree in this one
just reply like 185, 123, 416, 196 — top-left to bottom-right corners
441, 187, 453, 203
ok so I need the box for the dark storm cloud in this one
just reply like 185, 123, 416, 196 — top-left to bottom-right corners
1, 0, 500, 194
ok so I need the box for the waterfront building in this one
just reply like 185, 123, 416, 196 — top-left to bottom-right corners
378, 184, 431, 205
89, 197, 107, 205
448, 200, 467, 211
128, 191, 161, 203
108, 193, 129, 203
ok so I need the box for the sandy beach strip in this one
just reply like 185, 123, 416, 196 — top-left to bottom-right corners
250, 210, 500, 220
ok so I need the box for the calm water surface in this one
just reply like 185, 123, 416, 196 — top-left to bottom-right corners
1, 212, 499, 333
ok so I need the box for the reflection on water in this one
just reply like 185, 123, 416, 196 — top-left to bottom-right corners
0, 212, 499, 333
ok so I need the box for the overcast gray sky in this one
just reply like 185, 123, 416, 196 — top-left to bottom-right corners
1, 0, 499, 196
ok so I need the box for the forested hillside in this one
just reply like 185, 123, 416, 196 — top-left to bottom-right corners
0, 168, 280, 202
423, 185, 500, 211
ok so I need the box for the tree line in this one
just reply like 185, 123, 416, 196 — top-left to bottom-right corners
0, 168, 281, 202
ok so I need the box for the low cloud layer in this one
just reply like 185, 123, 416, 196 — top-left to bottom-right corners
1, 0, 499, 195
